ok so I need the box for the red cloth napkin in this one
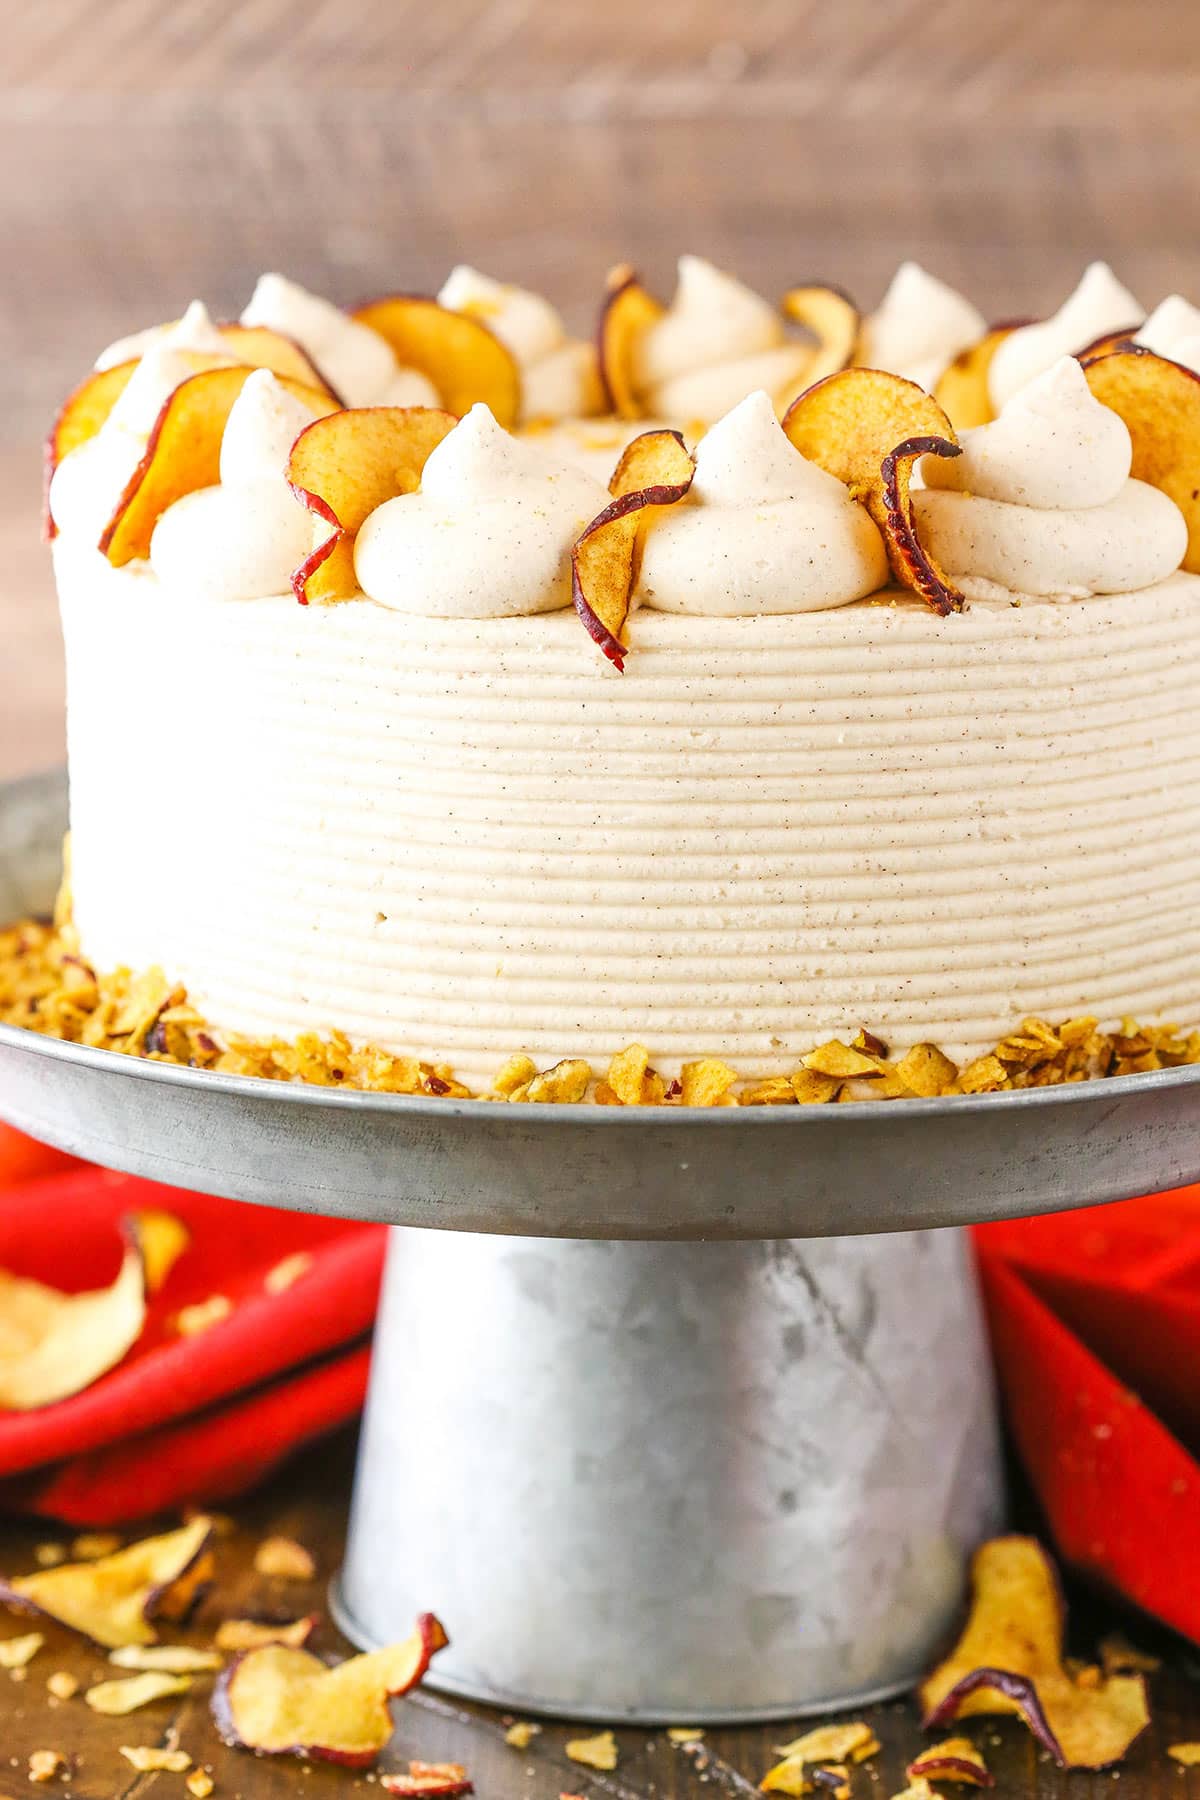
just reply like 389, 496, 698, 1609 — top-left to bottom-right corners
0, 1123, 384, 1522
974, 1186, 1200, 1645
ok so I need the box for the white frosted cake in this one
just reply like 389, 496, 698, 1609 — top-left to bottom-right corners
10, 256, 1200, 1102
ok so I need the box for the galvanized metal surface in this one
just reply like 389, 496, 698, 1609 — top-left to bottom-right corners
3, 767, 1200, 1240
335, 1224, 1004, 1722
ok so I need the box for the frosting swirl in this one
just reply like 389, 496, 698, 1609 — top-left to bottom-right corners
49, 308, 234, 544
439, 265, 598, 422
353, 404, 609, 617
915, 357, 1186, 599
628, 256, 811, 423
149, 371, 321, 603
858, 262, 985, 392
1133, 294, 1200, 374
241, 274, 438, 408
94, 299, 227, 372
637, 390, 888, 616
988, 262, 1142, 410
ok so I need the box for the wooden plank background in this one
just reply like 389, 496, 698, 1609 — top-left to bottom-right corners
4, 0, 1200, 773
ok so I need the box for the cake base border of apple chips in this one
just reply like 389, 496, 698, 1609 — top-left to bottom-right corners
2, 902, 1197, 1106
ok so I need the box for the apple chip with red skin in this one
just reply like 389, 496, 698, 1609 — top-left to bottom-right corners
782, 369, 963, 615
781, 285, 860, 394
919, 1537, 1150, 1770
1081, 346, 1200, 572
571, 428, 695, 670
353, 297, 521, 428
99, 365, 338, 567
287, 405, 458, 603
44, 329, 340, 540
596, 264, 667, 420
212, 1612, 448, 1766
0, 1516, 215, 1650
905, 1738, 993, 1787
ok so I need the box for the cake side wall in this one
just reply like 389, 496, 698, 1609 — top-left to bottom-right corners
56, 544, 1200, 1085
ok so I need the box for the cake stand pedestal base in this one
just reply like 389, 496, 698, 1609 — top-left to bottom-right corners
333, 1223, 1004, 1724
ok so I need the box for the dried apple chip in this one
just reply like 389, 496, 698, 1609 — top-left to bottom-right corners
565, 1730, 618, 1771
597, 264, 666, 419
781, 285, 860, 393
0, 1516, 215, 1649
100, 365, 338, 567
354, 297, 521, 428
287, 405, 457, 603
110, 1644, 222, 1673
214, 323, 340, 399
572, 428, 695, 669
932, 326, 1022, 432
905, 1738, 993, 1787
211, 1612, 448, 1766
0, 1209, 185, 1411
919, 1536, 1150, 1769
213, 1615, 316, 1652
382, 1762, 474, 1797
86, 1670, 193, 1714
1082, 347, 1200, 571
782, 370, 963, 614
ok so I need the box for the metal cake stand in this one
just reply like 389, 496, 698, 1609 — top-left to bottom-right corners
4, 767, 1200, 1722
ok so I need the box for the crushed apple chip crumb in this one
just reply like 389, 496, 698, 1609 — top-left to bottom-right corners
680, 1059, 739, 1106
111, 1643, 223, 1673
264, 1252, 314, 1295
667, 1726, 705, 1742
213, 1615, 314, 1651
120, 1746, 192, 1773
187, 1772, 216, 1798
0, 1632, 44, 1669
85, 1670, 193, 1714
173, 1295, 233, 1337
33, 1545, 66, 1569
504, 1721, 542, 1749
565, 1729, 618, 1770
27, 1749, 67, 1784
4, 916, 1198, 1104
254, 1536, 316, 1580
46, 1672, 78, 1700
1169, 1744, 1200, 1766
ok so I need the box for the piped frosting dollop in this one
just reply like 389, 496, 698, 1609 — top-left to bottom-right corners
628, 257, 812, 422
859, 262, 986, 392
637, 390, 888, 615
49, 309, 234, 544
915, 356, 1186, 599
439, 265, 598, 422
1133, 294, 1200, 375
353, 403, 610, 616
987, 262, 1142, 411
241, 274, 438, 408
148, 371, 321, 603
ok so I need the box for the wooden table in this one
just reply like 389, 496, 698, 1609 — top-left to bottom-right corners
0, 1428, 1195, 1799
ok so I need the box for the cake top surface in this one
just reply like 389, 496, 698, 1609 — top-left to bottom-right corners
43, 254, 1200, 669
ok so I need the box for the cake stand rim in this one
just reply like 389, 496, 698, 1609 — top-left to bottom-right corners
3, 1011, 1200, 1125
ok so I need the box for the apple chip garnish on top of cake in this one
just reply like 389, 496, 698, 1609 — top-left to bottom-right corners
597, 255, 824, 425
286, 405, 459, 602
782, 369, 964, 614
351, 297, 521, 428
1080, 346, 1200, 572
294, 402, 610, 613
571, 427, 696, 669
99, 365, 338, 567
